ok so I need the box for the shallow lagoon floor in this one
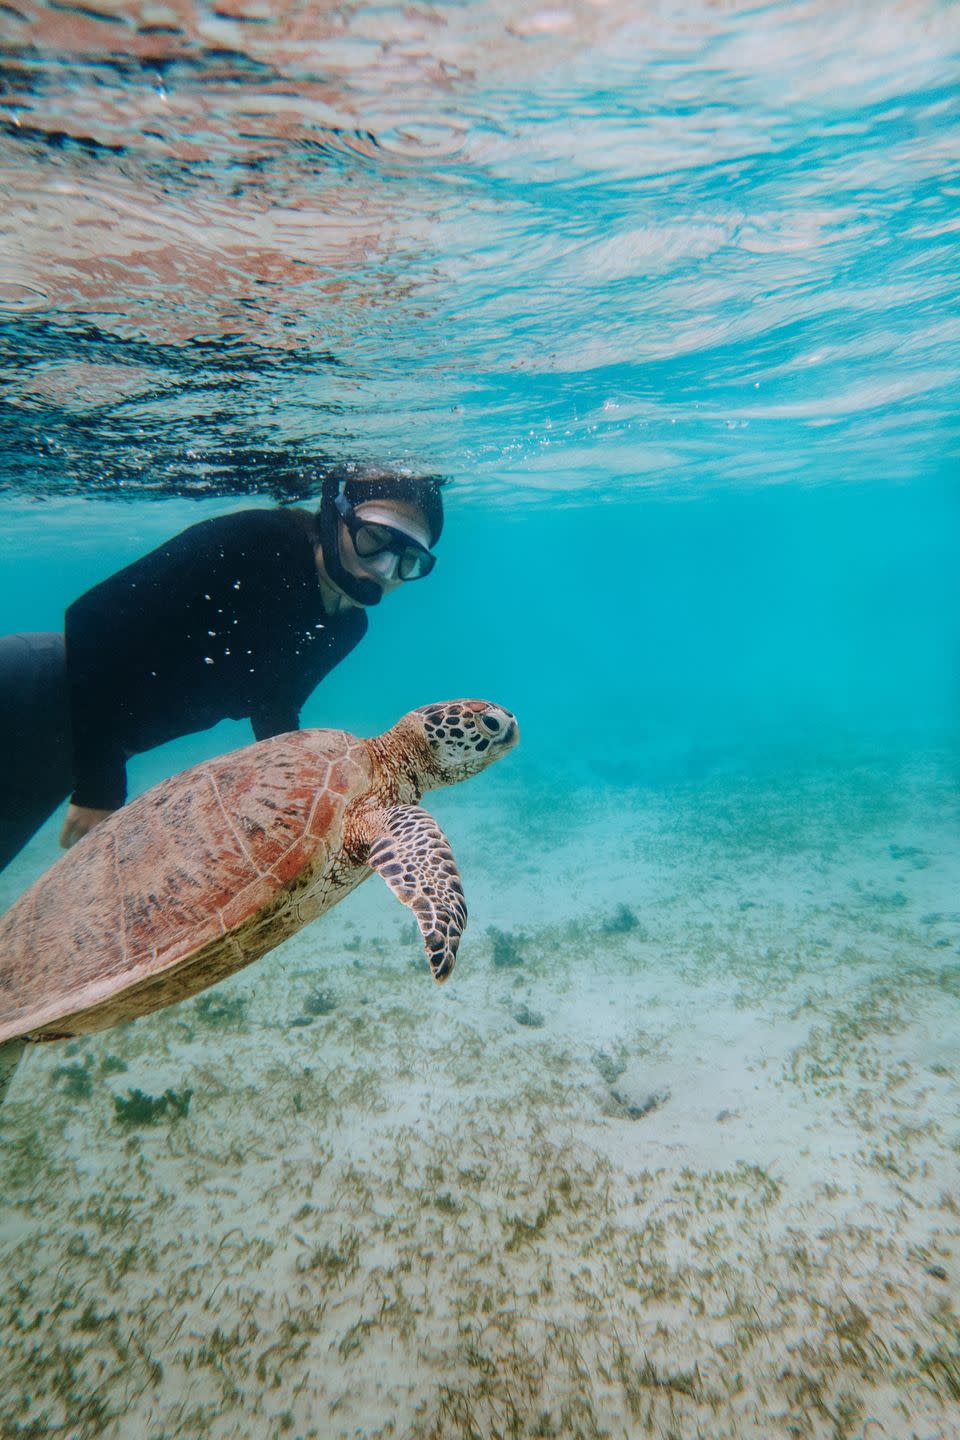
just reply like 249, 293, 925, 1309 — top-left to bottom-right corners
1, 753, 959, 1440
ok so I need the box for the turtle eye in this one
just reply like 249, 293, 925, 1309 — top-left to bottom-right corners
477, 713, 501, 734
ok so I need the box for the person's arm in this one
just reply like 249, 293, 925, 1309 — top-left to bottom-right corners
247, 608, 368, 743
64, 517, 228, 814
250, 701, 300, 742
65, 593, 141, 814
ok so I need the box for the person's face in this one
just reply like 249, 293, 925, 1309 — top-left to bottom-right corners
338, 498, 434, 597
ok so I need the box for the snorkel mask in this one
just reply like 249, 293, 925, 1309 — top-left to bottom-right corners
318, 476, 436, 607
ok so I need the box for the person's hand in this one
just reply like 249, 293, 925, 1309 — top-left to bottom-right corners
60, 804, 116, 849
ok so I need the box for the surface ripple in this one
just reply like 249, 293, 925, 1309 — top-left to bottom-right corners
0, 0, 958, 501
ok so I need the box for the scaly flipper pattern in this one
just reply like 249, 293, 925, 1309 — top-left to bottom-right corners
364, 805, 467, 981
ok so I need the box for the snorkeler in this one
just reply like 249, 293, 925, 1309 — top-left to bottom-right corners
0, 467, 445, 872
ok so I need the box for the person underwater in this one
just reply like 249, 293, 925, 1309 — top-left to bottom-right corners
0, 466, 446, 871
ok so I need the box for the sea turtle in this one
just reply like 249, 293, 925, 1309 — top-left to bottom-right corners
0, 699, 518, 1105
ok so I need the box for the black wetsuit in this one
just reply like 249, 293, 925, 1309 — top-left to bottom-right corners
0, 633, 73, 872
0, 508, 366, 871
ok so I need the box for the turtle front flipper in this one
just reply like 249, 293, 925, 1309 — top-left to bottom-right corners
0, 1038, 25, 1108
362, 805, 467, 982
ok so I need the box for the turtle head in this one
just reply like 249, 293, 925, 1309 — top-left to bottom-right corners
409, 700, 519, 788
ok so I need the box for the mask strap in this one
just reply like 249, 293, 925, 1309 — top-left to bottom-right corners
318, 477, 383, 608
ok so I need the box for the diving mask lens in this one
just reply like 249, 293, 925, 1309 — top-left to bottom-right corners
353, 522, 395, 558
397, 547, 432, 581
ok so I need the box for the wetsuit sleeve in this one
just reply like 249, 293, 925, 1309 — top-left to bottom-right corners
249, 703, 300, 742
65, 601, 138, 812
65, 522, 221, 810
247, 608, 368, 743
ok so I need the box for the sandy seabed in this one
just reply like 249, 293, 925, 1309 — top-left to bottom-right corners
1, 752, 958, 1440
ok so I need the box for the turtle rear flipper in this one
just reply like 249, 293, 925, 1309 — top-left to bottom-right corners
363, 805, 467, 982
0, 1038, 25, 1107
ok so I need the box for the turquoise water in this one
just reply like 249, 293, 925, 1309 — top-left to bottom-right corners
1, 4, 960, 1438
1, 478, 957, 813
